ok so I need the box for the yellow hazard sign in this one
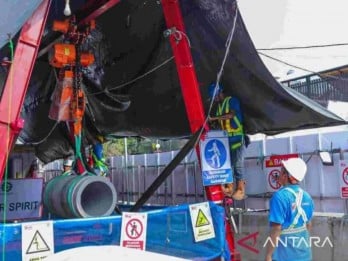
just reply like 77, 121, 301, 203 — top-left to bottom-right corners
195, 209, 210, 227
189, 202, 215, 242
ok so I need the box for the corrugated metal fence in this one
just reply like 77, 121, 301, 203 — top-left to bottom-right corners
109, 151, 206, 205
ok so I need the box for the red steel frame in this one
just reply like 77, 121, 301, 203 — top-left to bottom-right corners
161, 1, 238, 260
0, 0, 237, 258
0, 0, 122, 177
0, 0, 52, 181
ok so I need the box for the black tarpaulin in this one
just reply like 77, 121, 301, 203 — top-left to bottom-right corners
5, 0, 345, 163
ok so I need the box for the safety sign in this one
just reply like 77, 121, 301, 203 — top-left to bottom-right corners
199, 130, 233, 186
265, 154, 299, 168
264, 154, 299, 192
189, 202, 215, 242
338, 160, 348, 198
120, 212, 147, 250
268, 169, 281, 190
22, 221, 54, 261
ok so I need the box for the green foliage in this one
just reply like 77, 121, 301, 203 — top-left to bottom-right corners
103, 137, 188, 157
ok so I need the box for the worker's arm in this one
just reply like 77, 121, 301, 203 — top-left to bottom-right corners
306, 221, 312, 232
265, 222, 282, 261
208, 111, 235, 121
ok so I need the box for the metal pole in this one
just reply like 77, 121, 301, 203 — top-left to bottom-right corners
161, 1, 236, 259
0, 0, 52, 181
124, 137, 129, 204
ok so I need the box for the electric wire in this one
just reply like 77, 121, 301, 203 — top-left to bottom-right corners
2, 36, 14, 261
187, 0, 239, 161
258, 51, 348, 82
24, 122, 59, 145
257, 42, 348, 51
86, 56, 174, 96
23, 69, 60, 145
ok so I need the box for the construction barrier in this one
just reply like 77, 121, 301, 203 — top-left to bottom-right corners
0, 202, 229, 260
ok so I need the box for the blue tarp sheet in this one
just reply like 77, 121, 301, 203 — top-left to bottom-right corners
1, 202, 229, 260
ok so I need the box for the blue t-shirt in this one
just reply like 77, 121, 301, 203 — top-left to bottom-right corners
269, 184, 314, 229
269, 184, 314, 261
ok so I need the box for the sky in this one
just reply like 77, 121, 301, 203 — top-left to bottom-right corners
238, 0, 348, 81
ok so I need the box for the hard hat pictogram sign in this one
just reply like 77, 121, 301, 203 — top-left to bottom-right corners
343, 167, 348, 186
125, 218, 143, 239
268, 169, 281, 190
26, 230, 50, 254
195, 209, 210, 227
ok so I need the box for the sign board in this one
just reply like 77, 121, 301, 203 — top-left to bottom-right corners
189, 202, 215, 242
22, 221, 54, 261
338, 160, 348, 198
0, 178, 43, 220
199, 130, 233, 186
264, 154, 299, 192
120, 212, 147, 250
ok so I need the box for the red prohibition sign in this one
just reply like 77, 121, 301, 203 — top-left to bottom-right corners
342, 167, 348, 186
268, 169, 281, 190
126, 218, 143, 239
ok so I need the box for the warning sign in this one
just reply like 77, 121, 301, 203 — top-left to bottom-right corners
264, 154, 299, 192
120, 212, 147, 250
22, 221, 54, 261
26, 230, 50, 254
125, 218, 143, 239
338, 160, 348, 198
195, 209, 210, 227
342, 167, 348, 186
342, 187, 348, 198
189, 202, 215, 242
268, 169, 281, 190
265, 154, 299, 168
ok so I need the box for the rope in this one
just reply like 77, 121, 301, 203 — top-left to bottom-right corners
25, 121, 59, 145
188, 1, 239, 161
207, 1, 239, 119
2, 36, 14, 261
258, 51, 348, 82
86, 56, 174, 96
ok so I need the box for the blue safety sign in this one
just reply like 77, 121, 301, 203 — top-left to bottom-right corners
199, 131, 233, 186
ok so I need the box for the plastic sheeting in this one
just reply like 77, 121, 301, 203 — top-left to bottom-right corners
0, 202, 229, 261
0, 0, 345, 162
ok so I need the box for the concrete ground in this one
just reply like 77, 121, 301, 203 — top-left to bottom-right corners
231, 211, 348, 261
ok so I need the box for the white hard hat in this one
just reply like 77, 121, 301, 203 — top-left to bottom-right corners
63, 159, 73, 167
281, 158, 307, 182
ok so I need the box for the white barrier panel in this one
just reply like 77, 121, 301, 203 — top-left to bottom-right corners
45, 246, 188, 261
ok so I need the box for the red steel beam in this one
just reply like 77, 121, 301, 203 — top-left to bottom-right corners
79, 0, 121, 24
38, 0, 122, 59
161, 1, 238, 260
0, 0, 52, 181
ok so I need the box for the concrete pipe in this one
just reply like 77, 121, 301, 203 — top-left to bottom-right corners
44, 175, 117, 218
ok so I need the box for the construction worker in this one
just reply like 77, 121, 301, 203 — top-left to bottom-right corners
63, 158, 73, 173
207, 83, 248, 200
265, 158, 314, 261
